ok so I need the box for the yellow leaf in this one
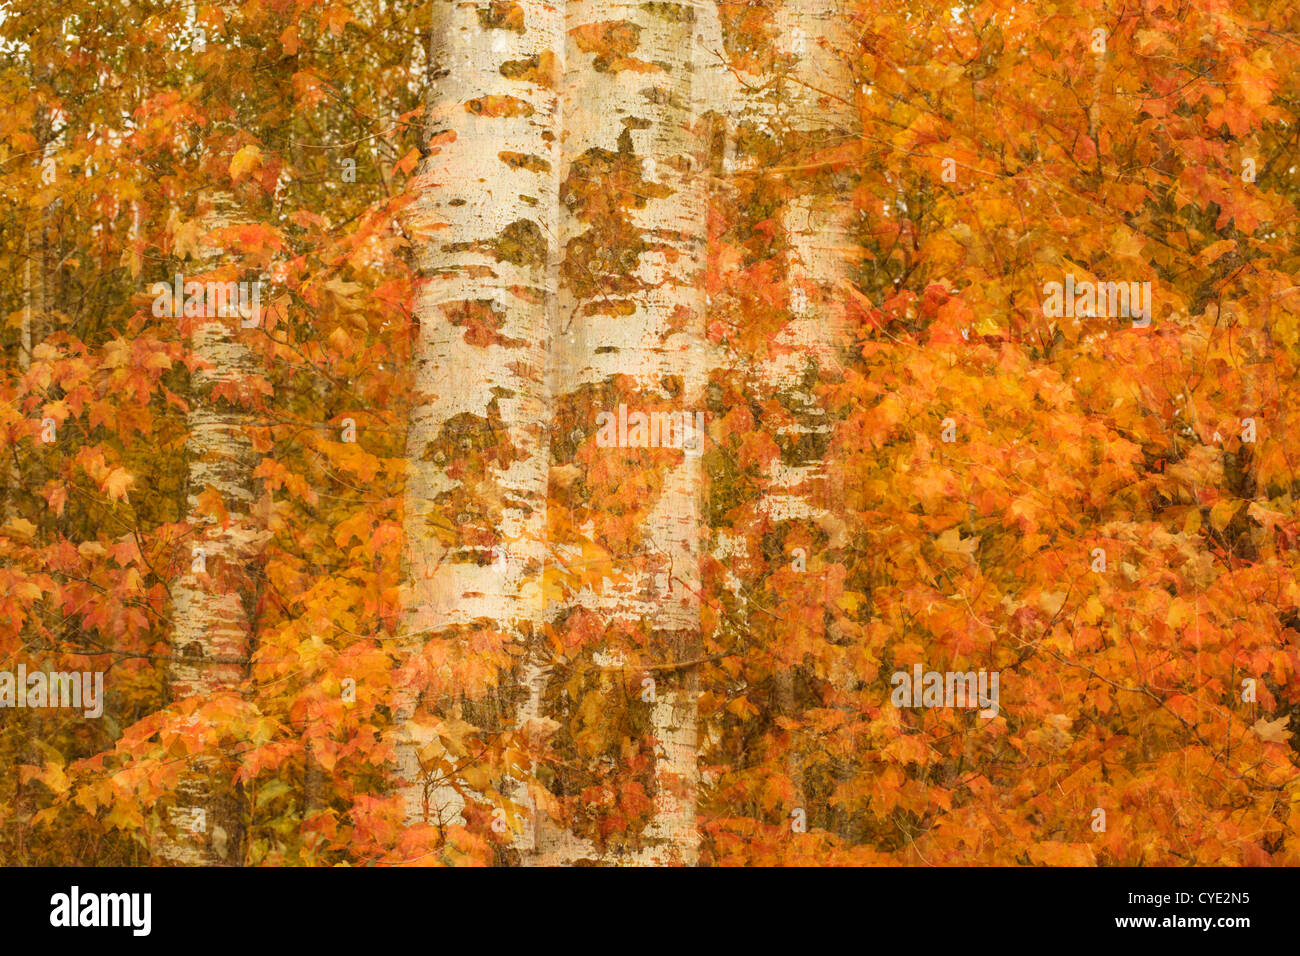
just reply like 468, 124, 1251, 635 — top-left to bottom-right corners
120, 244, 143, 279
230, 145, 262, 183
815, 511, 850, 548
1166, 598, 1193, 631
31, 806, 62, 827
1209, 499, 1239, 532
836, 591, 863, 614
1081, 595, 1105, 624
437, 715, 477, 756
172, 215, 205, 261
102, 339, 130, 368
1028, 842, 1096, 866
104, 468, 134, 502
1197, 239, 1237, 266
4, 517, 37, 541
726, 696, 757, 719
461, 764, 492, 791
936, 528, 977, 556
105, 802, 145, 831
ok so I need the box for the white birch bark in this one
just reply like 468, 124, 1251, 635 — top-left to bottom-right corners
769, 0, 858, 828
780, 0, 857, 836
534, 0, 732, 866
161, 194, 261, 865
721, 0, 858, 834
397, 0, 563, 834
763, 0, 856, 454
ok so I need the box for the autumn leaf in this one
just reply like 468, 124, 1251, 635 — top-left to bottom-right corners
230, 145, 263, 183
102, 467, 134, 502
1252, 715, 1291, 744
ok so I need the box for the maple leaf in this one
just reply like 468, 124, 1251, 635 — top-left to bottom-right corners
936, 527, 978, 557
1252, 715, 1291, 744
230, 145, 263, 183
3, 517, 37, 541
102, 467, 134, 502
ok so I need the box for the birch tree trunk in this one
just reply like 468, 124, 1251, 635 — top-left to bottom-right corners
161, 194, 261, 865
771, 0, 858, 839
526, 0, 730, 866
721, 0, 858, 836
400, 0, 850, 864
397, 0, 563, 835
744, 0, 857, 515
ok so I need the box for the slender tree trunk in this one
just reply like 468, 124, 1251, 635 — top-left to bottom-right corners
750, 0, 857, 492
722, 0, 858, 839
397, 0, 563, 836
774, 0, 858, 841
161, 195, 260, 865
